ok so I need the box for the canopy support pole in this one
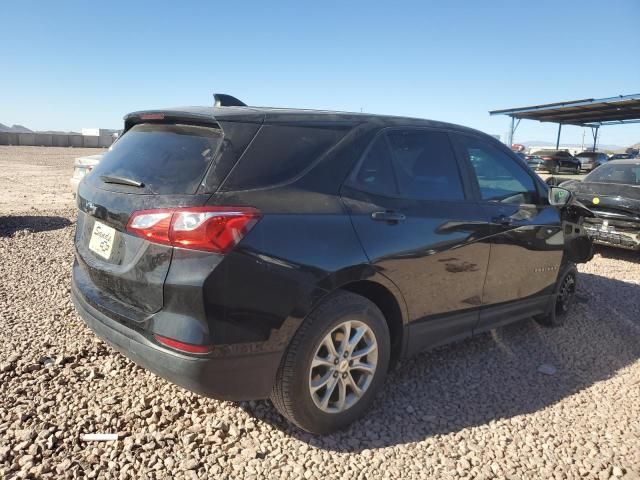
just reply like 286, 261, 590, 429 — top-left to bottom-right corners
555, 123, 562, 149
591, 126, 599, 151
507, 116, 521, 146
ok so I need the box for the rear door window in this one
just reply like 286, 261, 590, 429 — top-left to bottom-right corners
91, 123, 223, 195
386, 129, 465, 201
346, 134, 398, 196
346, 129, 466, 201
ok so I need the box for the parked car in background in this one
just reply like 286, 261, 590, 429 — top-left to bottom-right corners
530, 150, 581, 174
609, 153, 636, 160
70, 154, 103, 197
561, 159, 640, 250
575, 151, 608, 172
514, 151, 528, 164
525, 154, 545, 171
71, 99, 593, 433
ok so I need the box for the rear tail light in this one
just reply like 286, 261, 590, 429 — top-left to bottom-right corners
127, 206, 261, 253
154, 334, 211, 354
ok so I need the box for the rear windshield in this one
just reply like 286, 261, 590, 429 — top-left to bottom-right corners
576, 152, 597, 158
91, 123, 223, 194
532, 150, 559, 156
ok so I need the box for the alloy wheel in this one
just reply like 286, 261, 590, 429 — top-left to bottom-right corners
308, 320, 378, 414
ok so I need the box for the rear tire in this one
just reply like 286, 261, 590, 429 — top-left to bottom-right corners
535, 264, 577, 328
550, 163, 560, 175
271, 291, 390, 434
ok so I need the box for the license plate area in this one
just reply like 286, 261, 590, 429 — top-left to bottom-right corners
89, 220, 116, 260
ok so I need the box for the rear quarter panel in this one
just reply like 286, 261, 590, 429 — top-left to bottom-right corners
201, 188, 377, 354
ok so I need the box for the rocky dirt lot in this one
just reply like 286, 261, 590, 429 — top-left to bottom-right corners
0, 146, 639, 479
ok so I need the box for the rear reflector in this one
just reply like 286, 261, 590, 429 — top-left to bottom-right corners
154, 334, 211, 354
127, 206, 261, 253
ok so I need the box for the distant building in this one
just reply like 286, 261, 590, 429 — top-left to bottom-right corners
82, 128, 119, 137
527, 145, 582, 155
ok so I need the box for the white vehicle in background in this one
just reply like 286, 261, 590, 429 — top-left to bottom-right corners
70, 154, 103, 197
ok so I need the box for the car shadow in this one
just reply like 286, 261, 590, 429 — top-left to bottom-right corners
240, 272, 640, 451
595, 244, 640, 263
0, 215, 72, 237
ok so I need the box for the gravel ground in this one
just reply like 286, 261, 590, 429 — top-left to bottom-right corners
1, 146, 639, 479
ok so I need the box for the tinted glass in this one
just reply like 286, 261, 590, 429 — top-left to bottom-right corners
585, 163, 640, 185
577, 152, 597, 158
386, 130, 464, 200
454, 135, 538, 204
91, 123, 223, 195
223, 124, 348, 190
348, 134, 397, 196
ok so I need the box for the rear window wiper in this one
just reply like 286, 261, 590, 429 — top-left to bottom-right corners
100, 175, 144, 188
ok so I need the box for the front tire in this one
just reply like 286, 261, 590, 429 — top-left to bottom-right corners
535, 264, 577, 328
271, 291, 390, 434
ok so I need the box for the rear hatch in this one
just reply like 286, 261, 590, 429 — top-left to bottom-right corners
74, 114, 259, 320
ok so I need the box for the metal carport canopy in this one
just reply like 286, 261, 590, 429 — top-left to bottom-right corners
489, 93, 640, 150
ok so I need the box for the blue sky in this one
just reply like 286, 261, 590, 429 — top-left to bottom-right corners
1, 0, 639, 147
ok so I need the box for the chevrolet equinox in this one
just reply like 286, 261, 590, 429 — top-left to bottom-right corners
72, 95, 593, 434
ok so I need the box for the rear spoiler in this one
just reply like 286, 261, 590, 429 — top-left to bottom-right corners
123, 95, 257, 134
123, 110, 221, 133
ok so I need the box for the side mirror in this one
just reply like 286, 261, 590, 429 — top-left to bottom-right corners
549, 186, 572, 207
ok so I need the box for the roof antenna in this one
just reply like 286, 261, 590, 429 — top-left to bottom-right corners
213, 93, 247, 107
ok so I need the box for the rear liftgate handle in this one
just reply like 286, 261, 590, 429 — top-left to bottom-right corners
371, 211, 406, 224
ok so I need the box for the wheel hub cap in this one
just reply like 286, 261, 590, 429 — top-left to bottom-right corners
308, 320, 379, 414
338, 359, 349, 373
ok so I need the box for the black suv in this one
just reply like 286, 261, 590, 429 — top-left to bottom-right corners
530, 150, 582, 174
72, 98, 593, 433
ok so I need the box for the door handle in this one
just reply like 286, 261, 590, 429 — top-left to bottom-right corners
492, 215, 513, 227
371, 211, 406, 223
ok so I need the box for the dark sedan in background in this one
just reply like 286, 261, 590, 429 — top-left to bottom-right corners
529, 150, 581, 174
562, 160, 640, 250
575, 151, 609, 172
609, 153, 637, 161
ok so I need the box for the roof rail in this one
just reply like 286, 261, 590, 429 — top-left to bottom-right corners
213, 93, 247, 107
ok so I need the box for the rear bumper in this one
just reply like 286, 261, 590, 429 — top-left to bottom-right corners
71, 279, 282, 401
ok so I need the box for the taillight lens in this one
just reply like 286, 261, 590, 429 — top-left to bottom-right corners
127, 209, 173, 244
126, 206, 261, 253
